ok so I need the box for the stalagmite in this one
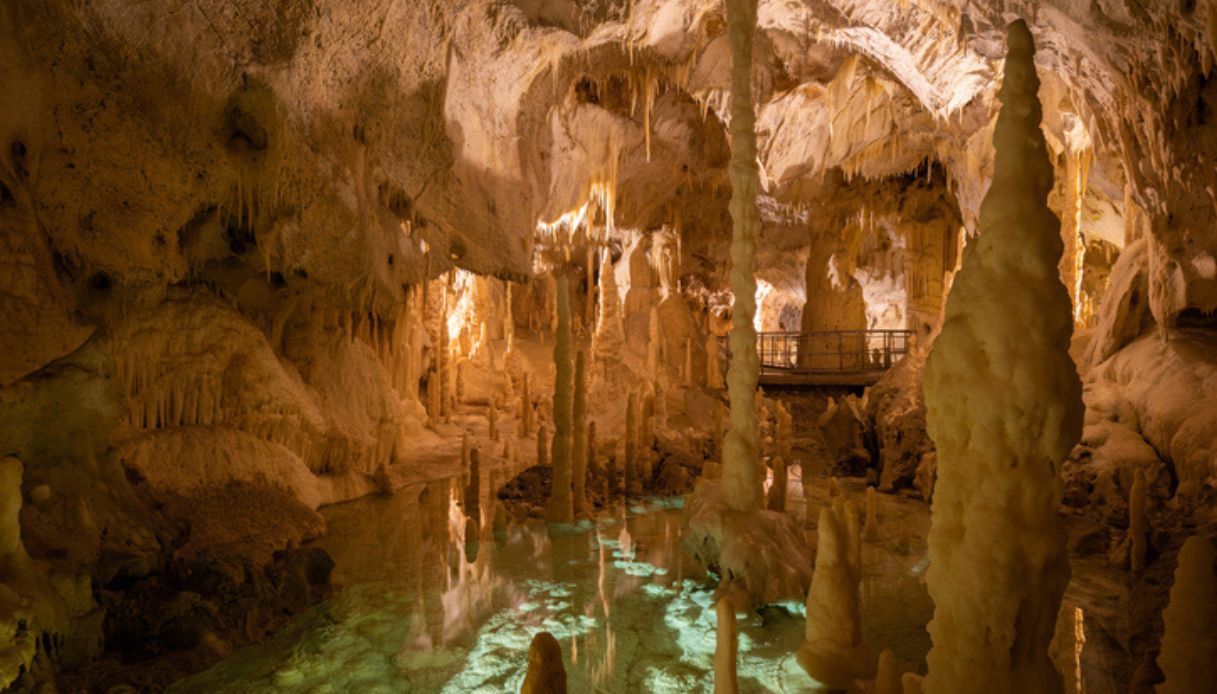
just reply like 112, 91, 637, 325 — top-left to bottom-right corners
466, 448, 481, 523
571, 351, 588, 518
713, 598, 739, 694
545, 275, 574, 524
488, 401, 499, 442
625, 393, 638, 495
864, 486, 880, 543
592, 250, 625, 386
493, 502, 508, 540
1049, 604, 1085, 694
775, 401, 792, 463
921, 21, 1083, 694
680, 0, 814, 600
585, 245, 595, 332
641, 390, 655, 456
587, 420, 598, 476
1129, 467, 1148, 577
647, 306, 662, 383
766, 457, 786, 512
461, 432, 470, 469
536, 424, 549, 468
873, 650, 904, 694
683, 338, 693, 387
520, 631, 567, 694
706, 331, 725, 389
798, 498, 870, 688
1155, 536, 1217, 693
607, 454, 619, 499
519, 373, 533, 437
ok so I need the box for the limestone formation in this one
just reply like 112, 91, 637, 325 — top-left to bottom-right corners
921, 21, 1084, 693
1129, 467, 1148, 577
706, 331, 725, 390
466, 448, 481, 523
713, 598, 739, 694
536, 424, 549, 469
864, 486, 880, 543
798, 498, 870, 688
625, 393, 638, 495
571, 350, 588, 518
721, 0, 765, 515
520, 631, 567, 694
873, 650, 904, 694
766, 457, 787, 512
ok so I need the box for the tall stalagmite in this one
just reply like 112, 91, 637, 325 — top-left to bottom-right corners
593, 249, 625, 385
721, 0, 764, 513
571, 350, 588, 518
545, 275, 574, 524
921, 20, 1083, 694
798, 498, 869, 688
713, 597, 739, 694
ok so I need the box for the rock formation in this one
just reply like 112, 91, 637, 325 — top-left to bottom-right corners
798, 498, 870, 688
921, 21, 1084, 693
520, 631, 567, 694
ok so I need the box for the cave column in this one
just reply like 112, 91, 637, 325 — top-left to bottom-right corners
721, 0, 763, 513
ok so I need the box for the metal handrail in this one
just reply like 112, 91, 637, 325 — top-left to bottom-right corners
718, 329, 913, 375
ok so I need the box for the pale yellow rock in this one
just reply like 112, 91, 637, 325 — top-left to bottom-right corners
921, 21, 1083, 694
798, 498, 870, 688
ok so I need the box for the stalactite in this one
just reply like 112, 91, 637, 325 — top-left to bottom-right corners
921, 21, 1083, 694
571, 350, 588, 518
461, 432, 470, 469
545, 275, 574, 524
798, 498, 870, 688
714, 598, 739, 694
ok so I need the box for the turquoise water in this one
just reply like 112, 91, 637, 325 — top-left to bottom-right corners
171, 476, 938, 693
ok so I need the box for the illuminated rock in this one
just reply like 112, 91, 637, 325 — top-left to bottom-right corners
921, 21, 1083, 693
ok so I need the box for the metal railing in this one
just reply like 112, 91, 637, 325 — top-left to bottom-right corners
719, 329, 913, 376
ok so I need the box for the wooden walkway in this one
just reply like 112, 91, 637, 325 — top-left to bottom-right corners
719, 329, 913, 388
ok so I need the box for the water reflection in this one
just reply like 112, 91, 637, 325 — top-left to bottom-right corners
170, 473, 940, 693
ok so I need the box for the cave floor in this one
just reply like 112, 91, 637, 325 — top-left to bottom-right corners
167, 462, 1132, 693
